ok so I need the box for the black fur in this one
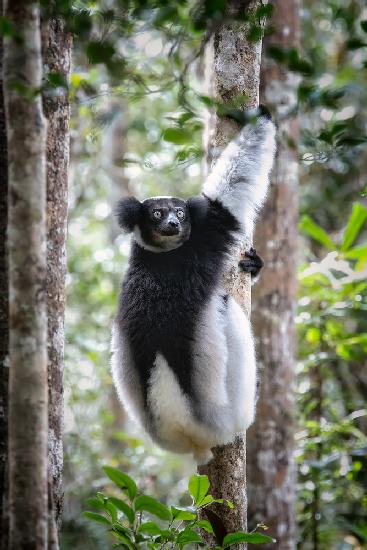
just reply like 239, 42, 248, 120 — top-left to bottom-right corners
115, 197, 142, 232
116, 197, 239, 408
238, 247, 264, 277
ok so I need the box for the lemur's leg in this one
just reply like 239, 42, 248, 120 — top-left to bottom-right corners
238, 247, 264, 278
202, 107, 276, 235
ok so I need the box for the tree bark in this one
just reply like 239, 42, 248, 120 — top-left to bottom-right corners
198, 2, 265, 547
0, 0, 9, 544
41, 16, 71, 536
247, 2, 300, 548
4, 1, 48, 548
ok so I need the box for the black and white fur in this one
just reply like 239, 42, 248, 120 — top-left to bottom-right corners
111, 110, 276, 464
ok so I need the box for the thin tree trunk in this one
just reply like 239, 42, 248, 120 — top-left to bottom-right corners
198, 2, 265, 547
247, 2, 299, 548
4, 1, 48, 548
41, 16, 71, 537
0, 0, 9, 543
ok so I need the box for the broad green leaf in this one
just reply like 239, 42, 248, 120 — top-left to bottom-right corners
171, 507, 197, 521
109, 497, 135, 523
134, 495, 172, 521
162, 128, 191, 144
344, 243, 367, 260
299, 215, 335, 250
105, 500, 118, 523
198, 495, 214, 506
341, 204, 367, 251
85, 497, 105, 510
223, 532, 275, 546
177, 527, 203, 546
138, 521, 162, 535
188, 474, 210, 506
103, 467, 137, 500
111, 529, 135, 549
82, 511, 111, 525
195, 519, 214, 533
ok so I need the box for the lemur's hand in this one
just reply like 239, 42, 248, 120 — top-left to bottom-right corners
217, 104, 272, 127
238, 247, 264, 278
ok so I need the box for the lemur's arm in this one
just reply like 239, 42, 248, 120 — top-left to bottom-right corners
202, 108, 276, 236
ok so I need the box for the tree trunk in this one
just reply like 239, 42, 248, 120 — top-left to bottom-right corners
41, 16, 71, 537
198, 2, 265, 547
247, 1, 300, 548
4, 1, 48, 549
0, 0, 9, 544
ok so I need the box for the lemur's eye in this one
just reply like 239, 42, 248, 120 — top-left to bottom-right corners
176, 209, 185, 219
153, 210, 162, 219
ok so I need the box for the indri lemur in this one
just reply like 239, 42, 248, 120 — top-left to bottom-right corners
111, 108, 276, 464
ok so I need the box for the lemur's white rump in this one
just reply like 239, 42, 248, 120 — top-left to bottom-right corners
111, 294, 256, 465
203, 117, 276, 235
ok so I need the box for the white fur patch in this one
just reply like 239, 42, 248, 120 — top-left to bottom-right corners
111, 323, 147, 429
203, 117, 276, 235
147, 353, 218, 460
225, 297, 257, 431
133, 226, 183, 253
193, 292, 229, 407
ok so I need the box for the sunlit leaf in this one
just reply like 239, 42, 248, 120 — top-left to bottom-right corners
299, 215, 335, 250
223, 532, 275, 546
188, 474, 210, 506
341, 203, 367, 251
82, 511, 111, 525
103, 467, 137, 500
109, 497, 135, 523
134, 495, 172, 521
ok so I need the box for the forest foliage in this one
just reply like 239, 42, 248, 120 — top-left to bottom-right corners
9, 0, 362, 548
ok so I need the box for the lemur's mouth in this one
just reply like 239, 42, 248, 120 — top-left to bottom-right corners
159, 227, 180, 237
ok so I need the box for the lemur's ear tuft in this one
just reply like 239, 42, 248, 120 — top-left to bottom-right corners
115, 197, 142, 233
187, 196, 209, 225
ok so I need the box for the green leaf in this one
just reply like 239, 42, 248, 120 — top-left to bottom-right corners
223, 532, 275, 546
138, 521, 162, 535
226, 500, 235, 509
103, 467, 137, 500
171, 507, 197, 521
177, 528, 203, 546
82, 511, 111, 525
198, 495, 214, 506
111, 529, 135, 549
299, 215, 335, 250
134, 495, 172, 521
105, 500, 118, 523
162, 128, 191, 144
344, 243, 367, 260
109, 497, 135, 523
188, 474, 210, 506
85, 497, 105, 510
195, 519, 214, 533
341, 203, 367, 251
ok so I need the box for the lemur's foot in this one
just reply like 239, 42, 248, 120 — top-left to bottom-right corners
238, 247, 264, 278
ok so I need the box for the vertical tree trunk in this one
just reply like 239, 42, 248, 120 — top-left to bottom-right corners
0, 0, 9, 544
198, 2, 265, 547
247, 2, 300, 548
4, 1, 48, 548
41, 17, 71, 537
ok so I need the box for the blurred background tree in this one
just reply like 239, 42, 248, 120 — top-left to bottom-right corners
50, 0, 367, 548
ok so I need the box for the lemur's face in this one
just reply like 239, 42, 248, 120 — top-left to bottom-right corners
138, 197, 191, 251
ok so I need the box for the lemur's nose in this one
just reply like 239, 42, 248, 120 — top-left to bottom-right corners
168, 220, 179, 228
